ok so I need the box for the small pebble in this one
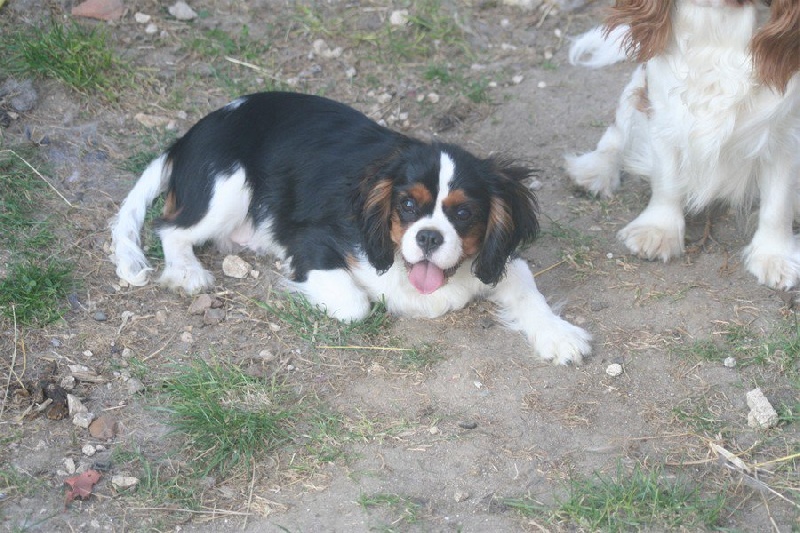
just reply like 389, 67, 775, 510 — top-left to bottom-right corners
72, 412, 95, 429
605, 363, 623, 377
188, 294, 213, 315
203, 308, 226, 325
82, 444, 97, 457
222, 255, 252, 279
454, 491, 470, 502
168, 1, 197, 20
126, 377, 145, 396
111, 476, 139, 490
458, 421, 478, 430
723, 357, 736, 368
390, 9, 409, 25
93, 311, 107, 322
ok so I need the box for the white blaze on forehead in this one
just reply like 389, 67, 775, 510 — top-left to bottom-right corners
438, 152, 455, 201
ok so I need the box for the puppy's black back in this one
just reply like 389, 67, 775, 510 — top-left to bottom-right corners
161, 92, 414, 277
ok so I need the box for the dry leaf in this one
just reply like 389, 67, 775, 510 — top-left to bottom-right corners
64, 469, 102, 507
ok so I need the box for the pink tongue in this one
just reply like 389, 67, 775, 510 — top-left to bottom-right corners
409, 261, 445, 294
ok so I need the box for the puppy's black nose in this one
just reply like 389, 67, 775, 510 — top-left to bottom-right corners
416, 229, 443, 254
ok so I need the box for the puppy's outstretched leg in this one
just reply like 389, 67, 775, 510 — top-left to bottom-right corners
488, 258, 591, 365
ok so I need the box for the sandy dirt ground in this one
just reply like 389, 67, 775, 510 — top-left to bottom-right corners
1, 1, 798, 532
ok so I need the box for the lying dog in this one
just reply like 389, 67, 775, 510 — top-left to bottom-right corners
111, 92, 591, 364
566, 0, 800, 289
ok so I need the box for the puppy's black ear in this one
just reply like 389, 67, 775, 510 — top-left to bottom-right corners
472, 162, 539, 285
355, 177, 396, 272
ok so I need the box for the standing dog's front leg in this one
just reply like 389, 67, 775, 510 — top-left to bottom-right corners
617, 135, 686, 262
488, 258, 591, 365
744, 157, 800, 289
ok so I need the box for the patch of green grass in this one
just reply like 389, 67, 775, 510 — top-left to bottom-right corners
422, 64, 491, 104
257, 294, 390, 346
777, 401, 800, 425
0, 466, 40, 500
675, 323, 800, 373
504, 463, 727, 532
671, 394, 729, 437
110, 446, 199, 509
0, 21, 130, 100
396, 343, 442, 371
0, 148, 73, 326
544, 217, 596, 272
354, 0, 469, 63
542, 59, 559, 71
119, 130, 178, 176
159, 358, 296, 476
358, 492, 423, 527
0, 260, 72, 326
187, 25, 269, 62
0, 148, 55, 251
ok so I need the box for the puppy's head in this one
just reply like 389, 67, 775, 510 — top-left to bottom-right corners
357, 144, 538, 292
607, 0, 799, 93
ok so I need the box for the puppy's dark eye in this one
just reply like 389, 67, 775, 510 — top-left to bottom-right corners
455, 207, 472, 221
402, 198, 417, 213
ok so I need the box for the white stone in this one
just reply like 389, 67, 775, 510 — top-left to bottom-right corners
134, 12, 151, 23
605, 363, 623, 377
72, 412, 94, 429
63, 458, 76, 474
67, 394, 88, 416
82, 444, 97, 457
390, 9, 409, 25
746, 388, 778, 429
222, 255, 251, 278
168, 1, 197, 21
723, 357, 737, 368
112, 476, 139, 490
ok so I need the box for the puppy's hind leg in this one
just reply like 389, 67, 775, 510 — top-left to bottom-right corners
157, 225, 216, 294
565, 66, 646, 197
158, 168, 253, 294
287, 269, 371, 323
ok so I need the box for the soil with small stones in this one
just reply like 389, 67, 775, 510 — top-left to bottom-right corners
1, 1, 798, 532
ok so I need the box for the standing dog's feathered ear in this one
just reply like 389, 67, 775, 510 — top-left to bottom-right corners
355, 175, 396, 273
472, 161, 539, 285
751, 0, 800, 93
605, 0, 675, 63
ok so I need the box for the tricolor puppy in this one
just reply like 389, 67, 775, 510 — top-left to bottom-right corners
111, 92, 590, 365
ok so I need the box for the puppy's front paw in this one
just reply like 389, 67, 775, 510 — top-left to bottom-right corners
618, 207, 685, 262
529, 318, 592, 365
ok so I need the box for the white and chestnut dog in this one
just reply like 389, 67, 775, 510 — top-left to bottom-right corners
111, 92, 591, 364
566, 0, 800, 289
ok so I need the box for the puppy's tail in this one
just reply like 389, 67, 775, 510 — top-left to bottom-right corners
109, 154, 170, 286
568, 25, 630, 68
